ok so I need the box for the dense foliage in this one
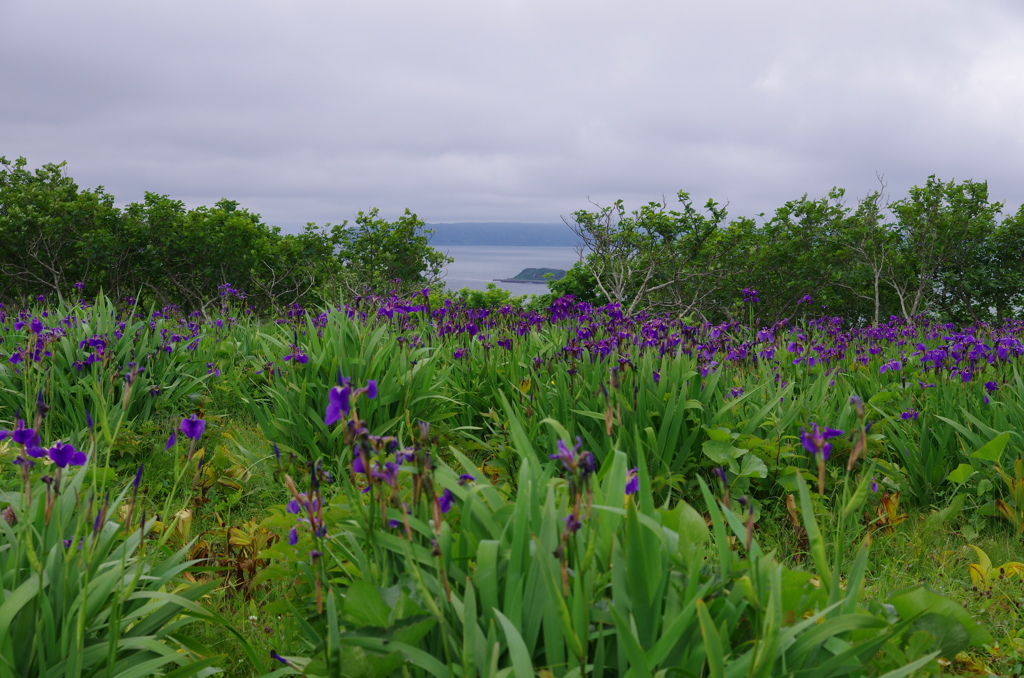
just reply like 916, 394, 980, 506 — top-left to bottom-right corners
2, 288, 1023, 675
0, 157, 450, 311
6, 156, 1024, 328
559, 182, 1024, 324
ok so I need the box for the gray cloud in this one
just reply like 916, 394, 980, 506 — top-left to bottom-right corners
3, 0, 1022, 230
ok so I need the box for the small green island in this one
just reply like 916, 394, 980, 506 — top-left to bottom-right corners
494, 267, 566, 284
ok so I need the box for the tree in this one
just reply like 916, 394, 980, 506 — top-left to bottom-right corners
250, 222, 346, 309
565, 191, 726, 316
830, 185, 899, 325
650, 215, 752, 322
0, 157, 455, 310
336, 208, 451, 295
0, 156, 123, 302
123, 194, 279, 309
728, 188, 852, 322
887, 176, 1001, 322
546, 260, 608, 306
976, 206, 1024, 322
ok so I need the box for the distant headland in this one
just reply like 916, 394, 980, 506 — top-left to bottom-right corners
494, 267, 567, 284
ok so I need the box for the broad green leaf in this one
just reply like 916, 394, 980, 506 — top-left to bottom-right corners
335, 637, 449, 678
475, 540, 500, 625
889, 585, 993, 647
495, 610, 535, 678
911, 612, 970, 659
658, 499, 709, 560
868, 391, 897, 405
875, 652, 941, 678
702, 439, 746, 472
970, 432, 1011, 462
945, 464, 976, 484
342, 581, 391, 628
703, 426, 733, 442
737, 453, 768, 479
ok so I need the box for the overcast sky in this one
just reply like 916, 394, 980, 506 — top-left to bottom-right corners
3, 0, 1023, 231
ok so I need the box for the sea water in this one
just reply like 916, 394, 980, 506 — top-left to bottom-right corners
438, 245, 581, 295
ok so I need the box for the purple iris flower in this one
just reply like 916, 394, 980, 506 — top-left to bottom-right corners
653, 370, 661, 383
625, 467, 639, 495
849, 394, 864, 416
0, 419, 37, 446
165, 431, 177, 449
563, 513, 582, 533
900, 410, 919, 421
26, 441, 48, 459
549, 438, 577, 469
800, 423, 843, 460
325, 385, 350, 426
179, 415, 206, 441
364, 380, 378, 400
288, 526, 298, 545
458, 473, 475, 485
713, 466, 728, 486
549, 437, 594, 477
879, 360, 901, 374
984, 381, 998, 393
438, 488, 455, 513
352, 448, 367, 474
371, 461, 400, 487
48, 440, 86, 467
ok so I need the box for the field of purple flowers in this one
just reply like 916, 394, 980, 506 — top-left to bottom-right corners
2, 289, 1023, 677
